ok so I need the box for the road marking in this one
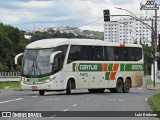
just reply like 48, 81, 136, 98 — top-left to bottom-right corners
0, 98, 23, 104
50, 115, 56, 118
73, 104, 77, 107
54, 98, 61, 101
145, 98, 148, 101
44, 98, 52, 100
118, 99, 124, 102
32, 96, 38, 98
108, 99, 117, 101
63, 109, 68, 111
138, 87, 143, 90
86, 98, 89, 100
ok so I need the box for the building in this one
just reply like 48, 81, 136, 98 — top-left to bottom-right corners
104, 17, 160, 46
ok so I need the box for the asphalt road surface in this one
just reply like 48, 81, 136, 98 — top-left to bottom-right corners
0, 85, 160, 120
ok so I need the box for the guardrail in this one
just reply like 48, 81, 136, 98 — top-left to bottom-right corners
0, 72, 20, 78
0, 72, 21, 82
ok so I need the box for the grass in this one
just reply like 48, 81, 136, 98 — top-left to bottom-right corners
0, 81, 20, 89
148, 94, 160, 117
146, 79, 160, 86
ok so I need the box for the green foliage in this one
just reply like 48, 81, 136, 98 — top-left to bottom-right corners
142, 44, 151, 75
148, 94, 160, 117
83, 30, 104, 40
0, 81, 20, 89
0, 23, 28, 72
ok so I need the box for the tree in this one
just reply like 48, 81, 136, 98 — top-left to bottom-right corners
0, 23, 27, 72
142, 44, 151, 75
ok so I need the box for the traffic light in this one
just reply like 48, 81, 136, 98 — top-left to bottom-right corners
103, 10, 110, 22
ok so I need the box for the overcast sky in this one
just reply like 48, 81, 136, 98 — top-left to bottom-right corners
0, 0, 160, 31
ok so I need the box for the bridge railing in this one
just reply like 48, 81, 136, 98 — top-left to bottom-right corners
0, 72, 21, 78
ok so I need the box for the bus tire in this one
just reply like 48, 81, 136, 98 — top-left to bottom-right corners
115, 79, 123, 93
39, 90, 45, 95
122, 79, 131, 93
66, 80, 71, 95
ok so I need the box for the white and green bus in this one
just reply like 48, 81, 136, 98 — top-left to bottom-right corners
15, 38, 143, 95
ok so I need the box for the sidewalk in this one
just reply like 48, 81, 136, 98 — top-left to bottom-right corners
145, 75, 160, 90
146, 84, 160, 90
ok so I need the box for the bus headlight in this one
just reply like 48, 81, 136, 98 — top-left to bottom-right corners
21, 77, 27, 83
45, 80, 50, 83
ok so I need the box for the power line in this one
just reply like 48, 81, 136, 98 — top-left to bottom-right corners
78, 18, 103, 28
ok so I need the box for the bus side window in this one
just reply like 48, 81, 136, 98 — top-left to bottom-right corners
68, 46, 81, 63
127, 48, 136, 61
53, 45, 68, 73
115, 47, 126, 61
135, 48, 142, 60
104, 46, 115, 61
80, 46, 93, 60
92, 46, 104, 61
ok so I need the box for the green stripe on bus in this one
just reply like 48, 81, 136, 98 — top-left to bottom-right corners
73, 63, 143, 72
27, 76, 49, 82
124, 64, 144, 71
105, 72, 110, 80
120, 64, 125, 71
108, 64, 113, 71
73, 63, 76, 71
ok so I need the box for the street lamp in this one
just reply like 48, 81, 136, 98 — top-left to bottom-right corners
115, 7, 152, 31
115, 7, 139, 20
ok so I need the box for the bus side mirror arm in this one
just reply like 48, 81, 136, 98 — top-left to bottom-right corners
50, 51, 62, 64
15, 53, 23, 64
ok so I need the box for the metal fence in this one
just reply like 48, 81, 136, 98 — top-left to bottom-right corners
0, 72, 20, 78
0, 72, 21, 82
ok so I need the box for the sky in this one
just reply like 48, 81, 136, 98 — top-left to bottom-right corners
0, 0, 160, 32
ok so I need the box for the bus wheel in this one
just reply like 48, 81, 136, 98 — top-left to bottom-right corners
115, 79, 123, 93
122, 79, 131, 93
66, 80, 71, 95
39, 90, 45, 95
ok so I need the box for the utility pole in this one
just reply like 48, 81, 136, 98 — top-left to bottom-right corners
152, 19, 156, 87
155, 3, 158, 52
140, 0, 159, 87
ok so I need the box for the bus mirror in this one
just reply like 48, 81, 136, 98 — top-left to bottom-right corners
15, 53, 23, 64
50, 51, 62, 64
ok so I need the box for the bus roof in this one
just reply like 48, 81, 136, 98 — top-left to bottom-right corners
26, 38, 142, 49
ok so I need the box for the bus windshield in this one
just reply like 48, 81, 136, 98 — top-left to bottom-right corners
22, 48, 54, 77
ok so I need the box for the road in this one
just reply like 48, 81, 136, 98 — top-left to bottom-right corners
0, 85, 159, 120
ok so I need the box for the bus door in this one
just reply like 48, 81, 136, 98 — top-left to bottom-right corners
52, 54, 64, 89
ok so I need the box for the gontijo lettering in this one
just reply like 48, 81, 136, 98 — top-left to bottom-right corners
79, 65, 98, 71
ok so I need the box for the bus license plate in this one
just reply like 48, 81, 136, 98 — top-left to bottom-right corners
31, 86, 37, 90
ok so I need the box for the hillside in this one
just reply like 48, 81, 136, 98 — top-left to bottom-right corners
26, 26, 104, 40
83, 30, 104, 40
